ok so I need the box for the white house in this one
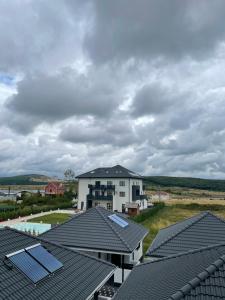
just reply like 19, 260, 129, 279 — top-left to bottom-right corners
76, 164, 148, 212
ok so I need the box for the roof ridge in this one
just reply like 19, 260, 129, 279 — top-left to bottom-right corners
206, 210, 225, 224
147, 211, 209, 256
4, 226, 116, 268
96, 207, 132, 252
168, 253, 225, 300
137, 242, 225, 268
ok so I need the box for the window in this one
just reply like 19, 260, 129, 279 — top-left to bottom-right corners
95, 181, 101, 186
119, 192, 125, 197
119, 181, 125, 186
107, 203, 112, 210
107, 190, 113, 196
95, 202, 100, 207
107, 180, 113, 186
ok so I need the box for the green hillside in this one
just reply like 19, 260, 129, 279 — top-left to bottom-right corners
0, 174, 53, 185
144, 176, 225, 192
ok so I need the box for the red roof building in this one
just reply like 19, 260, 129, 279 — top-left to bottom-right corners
45, 182, 65, 196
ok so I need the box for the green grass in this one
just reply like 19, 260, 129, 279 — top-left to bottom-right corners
136, 202, 225, 254
28, 213, 71, 224
144, 175, 225, 192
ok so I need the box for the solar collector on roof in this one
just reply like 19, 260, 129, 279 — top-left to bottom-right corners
0, 227, 116, 300
26, 244, 63, 273
6, 249, 49, 284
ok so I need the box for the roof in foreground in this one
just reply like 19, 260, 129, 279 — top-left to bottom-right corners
76, 164, 143, 179
114, 243, 225, 300
41, 206, 148, 253
0, 227, 115, 300
147, 211, 225, 257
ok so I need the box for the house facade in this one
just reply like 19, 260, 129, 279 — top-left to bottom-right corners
45, 182, 65, 196
77, 165, 147, 212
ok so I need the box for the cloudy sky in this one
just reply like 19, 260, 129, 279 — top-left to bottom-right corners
1, 0, 225, 178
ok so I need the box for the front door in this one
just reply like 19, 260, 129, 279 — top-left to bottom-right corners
87, 200, 92, 209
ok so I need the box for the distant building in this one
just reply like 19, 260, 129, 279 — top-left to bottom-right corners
45, 182, 65, 196
76, 164, 148, 212
0, 191, 17, 201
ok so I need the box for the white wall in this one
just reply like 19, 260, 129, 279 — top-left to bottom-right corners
78, 177, 145, 212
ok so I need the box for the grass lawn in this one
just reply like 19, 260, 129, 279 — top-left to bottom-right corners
140, 201, 225, 254
28, 213, 71, 225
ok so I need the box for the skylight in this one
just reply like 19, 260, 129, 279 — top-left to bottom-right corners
6, 244, 63, 283
108, 214, 128, 228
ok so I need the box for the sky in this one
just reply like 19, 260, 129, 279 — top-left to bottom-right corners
1, 0, 225, 179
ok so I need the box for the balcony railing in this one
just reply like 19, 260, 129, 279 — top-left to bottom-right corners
88, 184, 115, 191
87, 194, 113, 201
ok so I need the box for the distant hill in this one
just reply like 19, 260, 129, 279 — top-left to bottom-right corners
0, 174, 56, 185
144, 176, 225, 192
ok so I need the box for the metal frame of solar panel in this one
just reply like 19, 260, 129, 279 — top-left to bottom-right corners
108, 214, 128, 228
6, 249, 49, 284
26, 244, 63, 273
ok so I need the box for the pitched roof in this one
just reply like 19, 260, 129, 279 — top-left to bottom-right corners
147, 211, 225, 257
76, 164, 143, 179
0, 227, 115, 300
114, 243, 225, 300
41, 206, 148, 253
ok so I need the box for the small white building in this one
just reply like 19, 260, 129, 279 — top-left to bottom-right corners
77, 165, 148, 212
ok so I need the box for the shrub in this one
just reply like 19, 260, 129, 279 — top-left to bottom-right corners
131, 202, 165, 223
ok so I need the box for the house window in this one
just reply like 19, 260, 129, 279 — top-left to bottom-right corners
119, 192, 125, 197
107, 203, 112, 210
119, 181, 125, 186
107, 190, 113, 196
95, 181, 101, 186
107, 181, 113, 186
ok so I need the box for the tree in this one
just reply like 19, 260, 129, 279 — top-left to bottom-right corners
64, 168, 75, 182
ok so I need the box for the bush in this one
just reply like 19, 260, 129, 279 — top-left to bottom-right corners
174, 203, 225, 211
131, 202, 165, 223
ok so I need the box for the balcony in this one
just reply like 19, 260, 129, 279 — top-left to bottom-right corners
88, 184, 115, 191
87, 194, 113, 201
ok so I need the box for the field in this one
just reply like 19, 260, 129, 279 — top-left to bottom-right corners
28, 213, 71, 224
138, 200, 225, 253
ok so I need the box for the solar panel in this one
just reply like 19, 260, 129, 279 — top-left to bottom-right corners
108, 214, 128, 228
7, 250, 49, 283
26, 244, 63, 273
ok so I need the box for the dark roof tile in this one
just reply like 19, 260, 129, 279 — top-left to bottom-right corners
41, 206, 148, 253
114, 244, 225, 300
0, 227, 115, 300
147, 211, 225, 257
76, 165, 143, 179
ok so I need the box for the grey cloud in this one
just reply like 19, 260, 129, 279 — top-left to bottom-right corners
5, 68, 121, 133
60, 118, 139, 147
85, 0, 225, 64
131, 84, 181, 117
0, 0, 89, 73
